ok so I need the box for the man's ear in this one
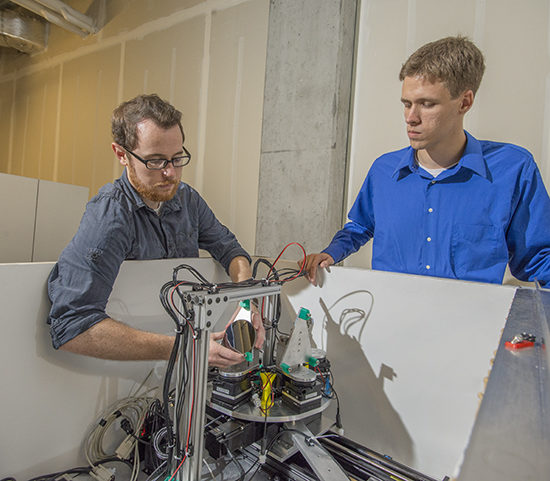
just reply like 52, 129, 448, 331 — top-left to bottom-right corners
459, 90, 474, 114
112, 143, 128, 166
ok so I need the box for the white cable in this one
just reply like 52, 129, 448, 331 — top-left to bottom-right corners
84, 395, 157, 481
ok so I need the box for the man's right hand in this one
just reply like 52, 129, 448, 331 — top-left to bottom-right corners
304, 253, 335, 286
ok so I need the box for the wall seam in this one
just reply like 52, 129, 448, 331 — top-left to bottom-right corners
7, 78, 16, 174
53, 63, 63, 182
230, 36, 245, 233
196, 10, 212, 192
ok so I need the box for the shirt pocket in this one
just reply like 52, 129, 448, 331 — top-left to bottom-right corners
451, 223, 501, 279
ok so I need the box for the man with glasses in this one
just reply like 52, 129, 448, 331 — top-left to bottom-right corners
47, 94, 260, 367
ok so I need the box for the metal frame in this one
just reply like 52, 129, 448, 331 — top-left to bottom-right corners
173, 284, 282, 481
172, 282, 352, 481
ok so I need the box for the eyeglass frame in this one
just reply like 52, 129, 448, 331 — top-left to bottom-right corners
122, 145, 191, 170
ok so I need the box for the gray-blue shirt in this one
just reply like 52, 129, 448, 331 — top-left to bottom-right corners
47, 170, 250, 348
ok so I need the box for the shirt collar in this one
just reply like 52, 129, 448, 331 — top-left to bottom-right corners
392, 131, 489, 181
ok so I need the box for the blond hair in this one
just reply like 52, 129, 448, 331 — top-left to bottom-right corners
399, 36, 485, 98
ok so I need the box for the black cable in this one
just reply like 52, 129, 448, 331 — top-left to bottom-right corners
159, 280, 190, 468
140, 399, 170, 475
172, 264, 211, 286
328, 369, 343, 429
252, 258, 278, 280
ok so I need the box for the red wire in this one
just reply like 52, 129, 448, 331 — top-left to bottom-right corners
266, 241, 307, 283
166, 455, 187, 481
260, 242, 307, 320
314, 365, 325, 383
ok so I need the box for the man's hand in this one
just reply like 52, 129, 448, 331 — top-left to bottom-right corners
250, 308, 265, 349
209, 331, 245, 368
304, 253, 335, 286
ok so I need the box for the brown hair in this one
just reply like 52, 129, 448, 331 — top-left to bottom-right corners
399, 36, 485, 98
111, 94, 184, 149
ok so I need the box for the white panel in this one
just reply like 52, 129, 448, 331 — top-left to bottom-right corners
2, 256, 517, 479
33, 179, 89, 262
0, 257, 228, 479
282, 266, 516, 478
0, 172, 38, 262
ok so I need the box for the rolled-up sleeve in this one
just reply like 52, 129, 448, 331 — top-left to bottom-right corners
47, 195, 132, 348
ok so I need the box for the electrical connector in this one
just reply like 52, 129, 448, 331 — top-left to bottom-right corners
89, 465, 115, 481
115, 434, 136, 460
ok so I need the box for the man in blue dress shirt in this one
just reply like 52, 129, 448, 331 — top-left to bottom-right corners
305, 36, 550, 286
48, 94, 262, 366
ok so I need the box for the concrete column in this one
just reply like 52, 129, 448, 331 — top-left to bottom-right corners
255, 0, 358, 257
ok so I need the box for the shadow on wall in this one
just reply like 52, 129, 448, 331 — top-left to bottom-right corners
319, 291, 415, 466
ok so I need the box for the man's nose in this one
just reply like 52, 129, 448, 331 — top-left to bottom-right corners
405, 106, 420, 124
162, 161, 178, 177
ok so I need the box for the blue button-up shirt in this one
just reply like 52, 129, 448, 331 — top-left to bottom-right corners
47, 170, 250, 348
324, 131, 550, 285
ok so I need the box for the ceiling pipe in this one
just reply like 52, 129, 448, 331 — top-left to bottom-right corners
0, 7, 46, 53
9, 0, 97, 36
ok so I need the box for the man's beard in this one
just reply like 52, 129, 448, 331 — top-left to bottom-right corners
127, 161, 179, 203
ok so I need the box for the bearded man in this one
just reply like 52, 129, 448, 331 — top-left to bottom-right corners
47, 94, 261, 366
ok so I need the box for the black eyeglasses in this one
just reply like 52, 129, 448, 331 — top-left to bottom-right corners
123, 145, 191, 170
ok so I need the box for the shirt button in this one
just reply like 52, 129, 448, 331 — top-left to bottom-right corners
427, 237, 432, 242
428, 208, 433, 213
431, 180, 436, 185
426, 265, 431, 270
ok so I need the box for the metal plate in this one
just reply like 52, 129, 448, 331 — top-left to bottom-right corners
458, 288, 550, 480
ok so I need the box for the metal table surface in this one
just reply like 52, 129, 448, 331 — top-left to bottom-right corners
458, 287, 550, 480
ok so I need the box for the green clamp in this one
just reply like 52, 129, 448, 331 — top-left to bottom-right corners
298, 307, 311, 320
244, 351, 253, 362
280, 362, 290, 374
308, 356, 319, 367
239, 299, 251, 311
